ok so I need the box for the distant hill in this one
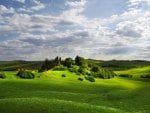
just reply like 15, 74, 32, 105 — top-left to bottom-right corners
87, 59, 150, 71
0, 61, 43, 71
0, 59, 150, 71
100, 60, 150, 71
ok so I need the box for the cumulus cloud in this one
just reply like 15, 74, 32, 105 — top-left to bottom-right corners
32, 0, 41, 5
0, 5, 15, 14
15, 0, 26, 3
115, 21, 143, 38
0, 0, 150, 60
18, 1, 45, 13
30, 3, 45, 11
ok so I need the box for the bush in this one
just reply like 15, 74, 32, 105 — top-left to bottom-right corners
16, 70, 35, 79
53, 65, 67, 71
85, 76, 95, 82
78, 67, 87, 75
92, 68, 115, 79
61, 74, 66, 77
91, 66, 100, 72
96, 73, 104, 79
119, 74, 132, 78
69, 65, 79, 72
78, 77, 83, 81
0, 73, 6, 79
141, 74, 150, 79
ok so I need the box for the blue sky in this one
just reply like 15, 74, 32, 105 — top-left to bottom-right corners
0, 0, 150, 60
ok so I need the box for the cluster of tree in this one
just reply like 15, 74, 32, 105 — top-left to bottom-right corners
39, 56, 116, 81
39, 56, 86, 71
39, 56, 61, 72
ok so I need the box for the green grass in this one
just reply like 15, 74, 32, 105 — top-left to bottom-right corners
0, 70, 150, 113
115, 66, 150, 78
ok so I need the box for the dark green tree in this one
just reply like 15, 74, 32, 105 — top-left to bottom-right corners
75, 56, 87, 67
91, 65, 100, 72
63, 57, 74, 68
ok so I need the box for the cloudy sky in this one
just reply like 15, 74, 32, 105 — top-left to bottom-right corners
0, 0, 150, 60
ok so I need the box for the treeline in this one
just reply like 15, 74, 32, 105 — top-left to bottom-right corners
39, 56, 117, 81
101, 60, 150, 71
0, 61, 43, 71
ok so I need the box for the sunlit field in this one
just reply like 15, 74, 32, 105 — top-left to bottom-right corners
0, 70, 150, 113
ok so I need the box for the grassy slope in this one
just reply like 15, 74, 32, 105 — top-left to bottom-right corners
0, 61, 43, 71
115, 66, 150, 78
0, 70, 150, 113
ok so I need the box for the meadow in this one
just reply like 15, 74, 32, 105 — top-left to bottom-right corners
0, 69, 150, 113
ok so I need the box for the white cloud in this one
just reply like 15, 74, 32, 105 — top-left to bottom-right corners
18, 2, 45, 12
30, 3, 45, 11
15, 0, 26, 3
115, 21, 143, 38
0, 5, 15, 14
32, 0, 41, 5
65, 0, 87, 8
128, 0, 150, 11
0, 13, 57, 33
0, 0, 150, 60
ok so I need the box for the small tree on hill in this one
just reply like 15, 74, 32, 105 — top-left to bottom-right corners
63, 57, 74, 68
91, 65, 100, 72
75, 56, 87, 67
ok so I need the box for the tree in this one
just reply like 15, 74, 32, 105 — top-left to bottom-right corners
63, 57, 74, 68
54, 56, 61, 66
39, 58, 56, 72
91, 65, 100, 72
75, 56, 87, 67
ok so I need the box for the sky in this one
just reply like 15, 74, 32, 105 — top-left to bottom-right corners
0, 0, 150, 61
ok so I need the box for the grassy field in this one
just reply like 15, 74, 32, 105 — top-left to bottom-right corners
0, 70, 150, 113
115, 66, 150, 78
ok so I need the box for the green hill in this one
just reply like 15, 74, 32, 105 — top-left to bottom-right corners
100, 60, 150, 71
0, 70, 150, 113
115, 66, 150, 78
0, 61, 43, 71
0, 58, 150, 113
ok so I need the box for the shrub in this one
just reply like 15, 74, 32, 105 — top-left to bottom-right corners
141, 74, 150, 79
68, 66, 78, 73
78, 77, 83, 81
85, 76, 95, 82
76, 71, 81, 76
91, 66, 100, 72
119, 74, 132, 78
37, 75, 41, 78
92, 68, 115, 79
16, 70, 35, 79
96, 73, 104, 79
61, 74, 66, 77
78, 67, 87, 75
53, 65, 67, 71
0, 73, 6, 79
